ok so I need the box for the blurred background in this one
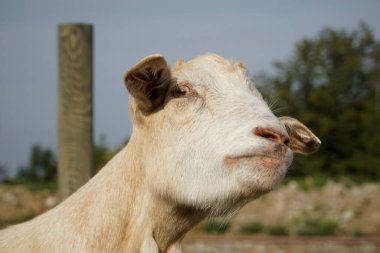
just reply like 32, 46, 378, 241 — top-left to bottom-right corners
1, 0, 379, 252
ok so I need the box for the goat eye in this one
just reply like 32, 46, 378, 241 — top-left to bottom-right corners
173, 86, 188, 97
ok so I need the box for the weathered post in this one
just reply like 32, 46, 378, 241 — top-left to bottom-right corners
58, 24, 94, 199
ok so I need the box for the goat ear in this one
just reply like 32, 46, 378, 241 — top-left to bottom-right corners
279, 116, 321, 155
124, 54, 171, 112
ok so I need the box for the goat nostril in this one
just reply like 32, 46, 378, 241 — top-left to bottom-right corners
254, 127, 289, 146
261, 133, 277, 141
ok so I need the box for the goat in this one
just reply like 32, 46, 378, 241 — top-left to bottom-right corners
0, 54, 320, 253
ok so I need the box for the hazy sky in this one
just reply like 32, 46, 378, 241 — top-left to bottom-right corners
1, 0, 379, 176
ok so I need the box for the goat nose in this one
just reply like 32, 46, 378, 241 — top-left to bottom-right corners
254, 127, 290, 146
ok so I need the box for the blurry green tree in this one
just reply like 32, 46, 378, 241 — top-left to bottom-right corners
17, 145, 57, 182
257, 23, 380, 181
15, 136, 126, 182
0, 164, 10, 182
9, 24, 380, 183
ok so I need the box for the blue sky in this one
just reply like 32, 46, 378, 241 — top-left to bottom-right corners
1, 0, 379, 176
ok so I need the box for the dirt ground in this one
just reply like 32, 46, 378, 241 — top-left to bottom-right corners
0, 180, 379, 236
191, 180, 380, 236
231, 180, 380, 236
0, 184, 58, 222
182, 235, 380, 253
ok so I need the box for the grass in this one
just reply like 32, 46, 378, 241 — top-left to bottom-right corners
240, 221, 263, 234
0, 213, 35, 229
294, 217, 338, 236
240, 222, 289, 236
238, 216, 339, 237
22, 180, 57, 192
202, 220, 230, 234
267, 225, 289, 236
3, 180, 57, 193
352, 229, 366, 237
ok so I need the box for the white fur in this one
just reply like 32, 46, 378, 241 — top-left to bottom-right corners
0, 54, 308, 253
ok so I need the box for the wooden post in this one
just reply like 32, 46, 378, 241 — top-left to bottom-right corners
58, 24, 94, 199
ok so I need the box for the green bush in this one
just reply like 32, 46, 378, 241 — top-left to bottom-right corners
352, 229, 366, 237
240, 221, 263, 234
267, 225, 289, 236
23, 180, 57, 193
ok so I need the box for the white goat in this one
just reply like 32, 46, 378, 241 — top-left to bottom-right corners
0, 54, 320, 253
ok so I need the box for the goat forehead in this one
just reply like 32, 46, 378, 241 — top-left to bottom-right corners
173, 54, 251, 91
173, 55, 265, 104
187, 54, 234, 69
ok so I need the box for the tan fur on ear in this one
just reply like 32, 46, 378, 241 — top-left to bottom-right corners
173, 59, 186, 70
279, 116, 321, 155
233, 61, 247, 70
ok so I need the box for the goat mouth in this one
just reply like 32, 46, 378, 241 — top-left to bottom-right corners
224, 154, 283, 166
224, 144, 290, 167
